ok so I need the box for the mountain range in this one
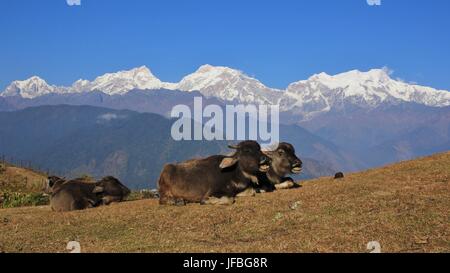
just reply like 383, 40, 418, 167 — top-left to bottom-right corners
2, 65, 449, 115
0, 65, 449, 183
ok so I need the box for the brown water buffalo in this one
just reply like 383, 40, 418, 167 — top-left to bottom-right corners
257, 142, 303, 192
49, 176, 130, 212
158, 140, 271, 206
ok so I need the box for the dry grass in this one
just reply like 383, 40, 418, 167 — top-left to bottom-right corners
0, 164, 48, 193
0, 152, 449, 253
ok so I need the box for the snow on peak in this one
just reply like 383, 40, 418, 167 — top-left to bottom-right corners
286, 68, 450, 114
70, 79, 90, 93
306, 68, 391, 89
1, 76, 57, 99
177, 65, 242, 91
195, 64, 242, 75
0, 66, 172, 98
176, 64, 282, 103
87, 66, 164, 95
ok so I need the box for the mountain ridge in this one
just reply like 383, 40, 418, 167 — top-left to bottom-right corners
2, 65, 449, 113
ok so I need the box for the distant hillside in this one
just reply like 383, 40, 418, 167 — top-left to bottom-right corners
0, 105, 339, 189
0, 89, 224, 117
0, 151, 448, 253
298, 103, 450, 169
0, 105, 227, 189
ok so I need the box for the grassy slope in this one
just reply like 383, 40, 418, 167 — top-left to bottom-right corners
0, 163, 48, 193
0, 152, 449, 253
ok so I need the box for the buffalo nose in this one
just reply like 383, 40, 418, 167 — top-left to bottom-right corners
293, 160, 302, 167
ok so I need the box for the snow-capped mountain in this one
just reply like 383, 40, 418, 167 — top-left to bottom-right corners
175, 64, 283, 104
284, 68, 450, 118
71, 66, 173, 95
1, 76, 63, 99
1, 65, 449, 114
1, 66, 175, 98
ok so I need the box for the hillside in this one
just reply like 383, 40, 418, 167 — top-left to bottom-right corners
299, 103, 450, 168
0, 151, 449, 253
0, 162, 48, 193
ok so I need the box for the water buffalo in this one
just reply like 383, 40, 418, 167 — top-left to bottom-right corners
93, 176, 131, 205
49, 176, 130, 212
158, 140, 271, 205
257, 142, 303, 192
49, 178, 100, 212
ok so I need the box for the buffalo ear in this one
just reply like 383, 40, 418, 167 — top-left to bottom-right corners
219, 157, 239, 169
92, 186, 104, 194
48, 179, 55, 188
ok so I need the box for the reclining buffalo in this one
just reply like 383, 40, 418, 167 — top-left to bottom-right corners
257, 142, 303, 192
158, 140, 271, 205
49, 176, 130, 212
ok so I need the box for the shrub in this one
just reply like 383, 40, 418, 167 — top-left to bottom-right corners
0, 191, 50, 208
125, 190, 158, 201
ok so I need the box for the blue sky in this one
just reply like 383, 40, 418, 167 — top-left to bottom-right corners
0, 0, 449, 90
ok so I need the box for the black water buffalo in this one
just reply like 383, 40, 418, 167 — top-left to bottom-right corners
49, 178, 99, 212
49, 176, 130, 212
257, 142, 303, 192
46, 176, 66, 193
158, 140, 271, 205
93, 176, 131, 205
334, 172, 344, 179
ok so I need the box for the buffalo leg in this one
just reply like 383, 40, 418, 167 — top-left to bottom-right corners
101, 196, 123, 205
201, 196, 235, 205
236, 188, 256, 197
275, 181, 295, 190
71, 199, 89, 211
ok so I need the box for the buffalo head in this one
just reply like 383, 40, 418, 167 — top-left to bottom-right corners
93, 176, 131, 205
263, 142, 303, 177
219, 140, 271, 175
